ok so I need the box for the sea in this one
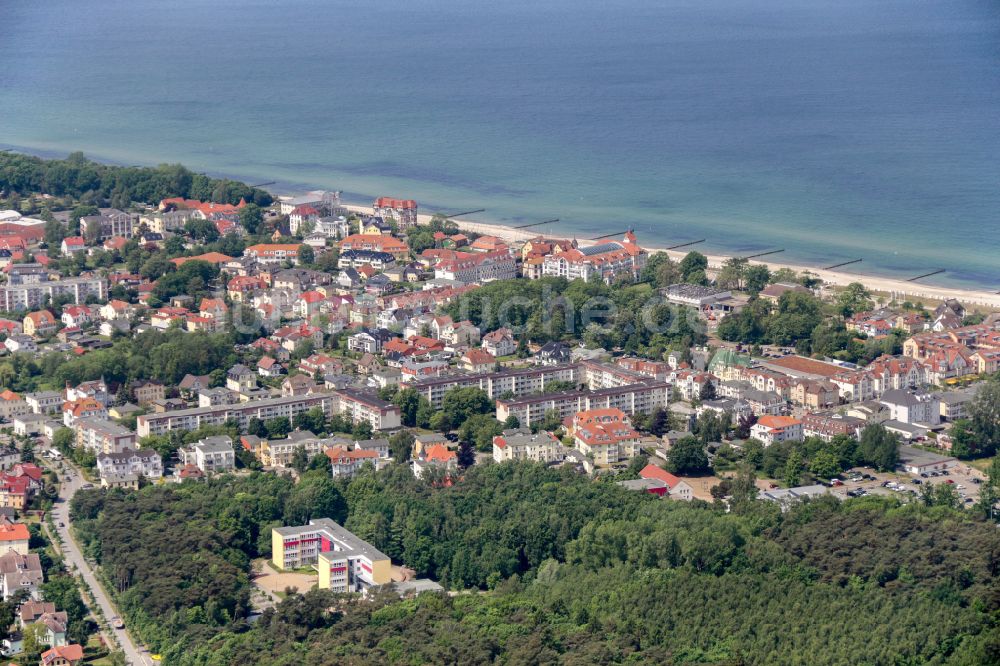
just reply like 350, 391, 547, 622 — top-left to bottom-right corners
2, 0, 999, 288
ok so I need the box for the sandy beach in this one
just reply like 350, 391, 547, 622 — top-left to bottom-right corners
341, 203, 1000, 309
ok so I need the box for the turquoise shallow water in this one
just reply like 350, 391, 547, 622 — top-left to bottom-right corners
2, 0, 999, 288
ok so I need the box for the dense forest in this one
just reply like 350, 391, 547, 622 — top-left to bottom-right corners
0, 328, 238, 393
0, 151, 272, 210
70, 463, 1000, 665
444, 276, 707, 354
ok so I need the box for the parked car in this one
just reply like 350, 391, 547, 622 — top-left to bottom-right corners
911, 479, 922, 485
111, 617, 125, 630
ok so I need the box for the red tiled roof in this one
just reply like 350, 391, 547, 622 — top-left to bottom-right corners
424, 444, 456, 463
171, 252, 233, 267
41, 643, 85, 665
374, 197, 417, 209
639, 464, 683, 489
766, 356, 844, 378
756, 415, 802, 429
0, 523, 29, 542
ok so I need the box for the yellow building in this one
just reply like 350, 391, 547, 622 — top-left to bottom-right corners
272, 519, 391, 593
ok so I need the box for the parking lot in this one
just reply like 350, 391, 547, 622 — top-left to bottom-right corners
827, 464, 986, 506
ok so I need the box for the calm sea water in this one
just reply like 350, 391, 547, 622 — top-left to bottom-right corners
3, 0, 999, 288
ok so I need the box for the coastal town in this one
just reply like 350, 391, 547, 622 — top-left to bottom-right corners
0, 152, 997, 664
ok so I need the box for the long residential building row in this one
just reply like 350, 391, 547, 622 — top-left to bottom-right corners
410, 363, 581, 407
496, 380, 671, 428
409, 360, 663, 409
0, 276, 107, 312
136, 389, 400, 437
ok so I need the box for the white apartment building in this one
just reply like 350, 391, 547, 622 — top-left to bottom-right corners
137, 393, 334, 437
96, 449, 163, 481
492, 429, 564, 464
496, 381, 670, 429
179, 436, 236, 474
0, 276, 107, 312
331, 389, 401, 431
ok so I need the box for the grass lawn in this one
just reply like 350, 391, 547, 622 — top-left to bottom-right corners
966, 455, 997, 474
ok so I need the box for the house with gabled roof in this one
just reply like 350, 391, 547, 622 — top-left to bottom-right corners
40, 643, 84, 666
750, 415, 803, 446
461, 348, 496, 374
482, 327, 516, 357
638, 464, 694, 500
23, 310, 57, 337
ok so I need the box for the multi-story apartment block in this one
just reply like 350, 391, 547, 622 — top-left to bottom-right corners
179, 436, 236, 475
79, 209, 136, 241
330, 389, 401, 430
25, 391, 63, 415
243, 244, 301, 266
0, 275, 106, 312
750, 415, 804, 446
325, 445, 380, 478
74, 418, 136, 454
433, 250, 517, 284
278, 190, 341, 216
801, 413, 865, 442
137, 393, 335, 437
96, 449, 163, 482
272, 518, 391, 593
879, 390, 941, 425
410, 363, 580, 408
373, 197, 418, 229
316, 215, 350, 239
496, 381, 670, 429
6, 264, 49, 286
0, 391, 30, 422
492, 428, 564, 464
571, 408, 641, 466
337, 249, 396, 271
541, 232, 646, 284
251, 431, 343, 468
338, 234, 410, 262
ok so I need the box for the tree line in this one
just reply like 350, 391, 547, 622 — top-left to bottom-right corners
0, 150, 272, 211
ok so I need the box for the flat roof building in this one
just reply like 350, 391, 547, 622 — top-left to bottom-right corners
272, 518, 391, 593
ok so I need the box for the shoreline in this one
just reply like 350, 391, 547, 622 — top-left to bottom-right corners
340, 203, 1000, 309
3, 145, 995, 306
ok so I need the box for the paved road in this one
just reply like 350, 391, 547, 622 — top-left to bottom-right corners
49, 462, 152, 666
